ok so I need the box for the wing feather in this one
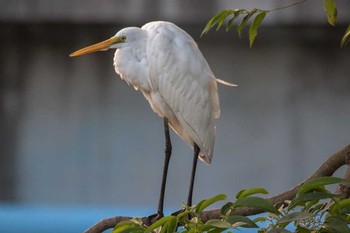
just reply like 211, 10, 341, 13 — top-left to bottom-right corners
143, 22, 219, 163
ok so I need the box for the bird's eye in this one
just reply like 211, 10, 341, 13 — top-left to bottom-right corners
121, 36, 127, 41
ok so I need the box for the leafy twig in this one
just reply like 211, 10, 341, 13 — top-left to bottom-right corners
268, 0, 307, 12
84, 144, 350, 233
201, 0, 348, 47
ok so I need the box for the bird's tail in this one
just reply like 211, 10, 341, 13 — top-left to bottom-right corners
199, 151, 212, 164
215, 78, 238, 87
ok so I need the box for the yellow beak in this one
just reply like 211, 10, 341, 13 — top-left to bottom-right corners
70, 37, 123, 57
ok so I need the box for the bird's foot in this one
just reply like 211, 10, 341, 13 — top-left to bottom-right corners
170, 209, 184, 216
145, 209, 191, 226
171, 209, 193, 220
145, 212, 164, 226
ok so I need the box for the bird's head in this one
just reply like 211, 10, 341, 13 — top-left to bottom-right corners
70, 27, 146, 57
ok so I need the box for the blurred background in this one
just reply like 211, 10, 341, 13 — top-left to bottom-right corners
0, 0, 350, 232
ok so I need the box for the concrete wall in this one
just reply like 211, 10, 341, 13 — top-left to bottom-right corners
1, 0, 349, 24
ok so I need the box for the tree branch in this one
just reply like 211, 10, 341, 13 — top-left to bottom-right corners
84, 144, 350, 233
336, 152, 350, 199
85, 216, 132, 233
200, 144, 350, 222
268, 0, 307, 12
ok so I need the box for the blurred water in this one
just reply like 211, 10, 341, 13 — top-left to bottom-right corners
0, 204, 299, 233
0, 204, 150, 233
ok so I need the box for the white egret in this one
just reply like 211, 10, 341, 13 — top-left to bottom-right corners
70, 21, 235, 219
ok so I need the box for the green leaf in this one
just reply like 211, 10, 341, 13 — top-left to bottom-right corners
112, 225, 144, 233
225, 14, 238, 32
323, 0, 337, 26
205, 219, 232, 229
215, 10, 234, 31
201, 11, 224, 36
331, 198, 350, 214
237, 9, 258, 38
277, 212, 315, 224
234, 196, 280, 215
145, 216, 177, 233
341, 25, 350, 47
308, 203, 328, 214
249, 11, 266, 47
200, 224, 226, 233
225, 215, 259, 228
165, 218, 178, 233
289, 192, 337, 209
114, 220, 135, 228
195, 194, 227, 213
254, 216, 268, 223
236, 187, 269, 199
297, 177, 346, 195
113, 220, 144, 233
159, 222, 168, 233
112, 225, 130, 233
221, 202, 234, 215
225, 10, 245, 32
201, 10, 234, 36
195, 199, 206, 212
176, 210, 192, 219
322, 216, 350, 233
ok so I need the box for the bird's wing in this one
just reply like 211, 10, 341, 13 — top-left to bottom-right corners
143, 22, 219, 163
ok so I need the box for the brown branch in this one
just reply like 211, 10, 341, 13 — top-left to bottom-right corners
85, 216, 132, 233
336, 152, 350, 199
84, 144, 350, 233
200, 144, 350, 222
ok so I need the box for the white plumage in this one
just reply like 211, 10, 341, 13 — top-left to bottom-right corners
112, 21, 222, 163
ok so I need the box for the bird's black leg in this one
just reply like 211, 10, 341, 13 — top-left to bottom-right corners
187, 143, 200, 207
170, 143, 200, 222
157, 118, 172, 218
147, 118, 172, 225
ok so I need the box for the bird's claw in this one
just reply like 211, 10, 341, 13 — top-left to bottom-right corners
171, 209, 193, 220
170, 209, 184, 216
145, 212, 164, 226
